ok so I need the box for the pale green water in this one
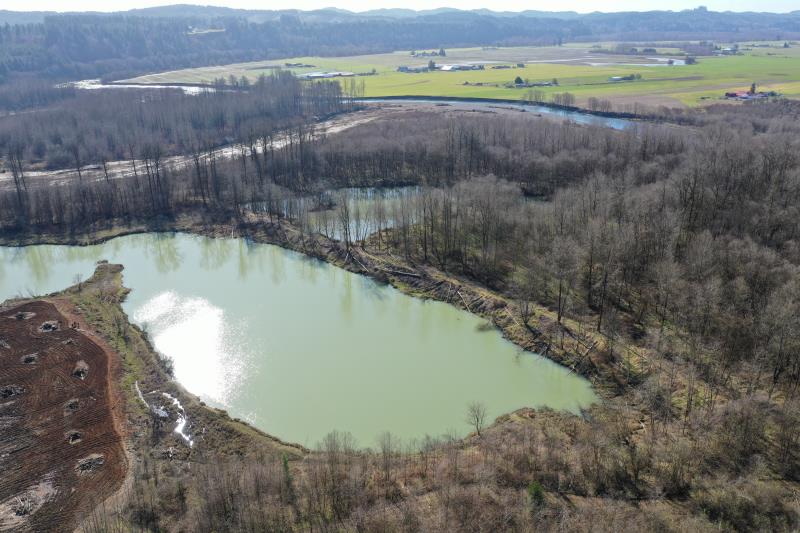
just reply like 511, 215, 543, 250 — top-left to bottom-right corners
0, 233, 596, 448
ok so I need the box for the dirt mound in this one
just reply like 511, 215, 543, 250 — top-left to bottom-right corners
37, 320, 60, 333
0, 301, 126, 533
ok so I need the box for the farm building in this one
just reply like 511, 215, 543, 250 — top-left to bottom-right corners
300, 71, 355, 79
724, 90, 779, 100
439, 64, 482, 71
397, 65, 430, 73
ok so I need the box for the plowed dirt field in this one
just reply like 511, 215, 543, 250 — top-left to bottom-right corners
0, 301, 126, 533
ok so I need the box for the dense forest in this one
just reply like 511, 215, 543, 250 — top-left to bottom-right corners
1, 7, 800, 88
5, 93, 795, 531
0, 72, 352, 172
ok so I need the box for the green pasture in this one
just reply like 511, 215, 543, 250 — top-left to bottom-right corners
125, 43, 800, 107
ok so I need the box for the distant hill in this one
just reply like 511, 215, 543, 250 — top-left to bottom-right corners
1, 5, 797, 25
127, 4, 256, 18
1, 5, 799, 85
0, 10, 54, 25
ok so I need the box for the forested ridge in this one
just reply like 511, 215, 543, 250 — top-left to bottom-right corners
1, 7, 800, 87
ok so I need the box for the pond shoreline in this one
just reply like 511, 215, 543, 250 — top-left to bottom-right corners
0, 210, 625, 400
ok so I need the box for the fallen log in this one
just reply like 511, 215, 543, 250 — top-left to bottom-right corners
379, 268, 422, 278
351, 252, 370, 272
457, 289, 471, 312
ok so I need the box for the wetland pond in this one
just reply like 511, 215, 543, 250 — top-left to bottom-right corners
0, 233, 596, 448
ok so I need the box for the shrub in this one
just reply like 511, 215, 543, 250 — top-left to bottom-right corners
528, 480, 545, 508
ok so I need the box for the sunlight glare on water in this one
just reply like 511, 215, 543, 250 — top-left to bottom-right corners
133, 291, 247, 407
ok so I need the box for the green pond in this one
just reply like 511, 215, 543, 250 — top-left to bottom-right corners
0, 233, 596, 448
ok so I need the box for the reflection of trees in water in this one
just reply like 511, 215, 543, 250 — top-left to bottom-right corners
234, 238, 329, 286
358, 275, 387, 301
236, 237, 278, 281
296, 254, 323, 286
97, 236, 129, 262
63, 242, 105, 263
22, 246, 57, 285
339, 268, 353, 322
198, 234, 231, 272
303, 186, 420, 242
267, 246, 286, 286
357, 276, 393, 327
132, 233, 183, 274
236, 239, 250, 281
0, 243, 106, 297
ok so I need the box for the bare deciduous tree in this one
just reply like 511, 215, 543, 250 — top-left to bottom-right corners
466, 401, 487, 437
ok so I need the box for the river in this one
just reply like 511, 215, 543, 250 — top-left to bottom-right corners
359, 97, 634, 129
0, 233, 596, 448
67, 80, 636, 130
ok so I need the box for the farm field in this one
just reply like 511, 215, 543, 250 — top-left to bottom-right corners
124, 42, 800, 107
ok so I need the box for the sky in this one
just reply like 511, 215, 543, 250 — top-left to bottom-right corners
2, 0, 798, 13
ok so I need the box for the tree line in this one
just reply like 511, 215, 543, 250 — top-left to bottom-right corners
0, 70, 353, 176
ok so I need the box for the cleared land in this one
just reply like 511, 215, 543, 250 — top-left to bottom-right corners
0, 301, 126, 533
124, 42, 800, 107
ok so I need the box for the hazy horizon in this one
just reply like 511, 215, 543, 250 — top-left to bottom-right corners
1, 1, 798, 15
